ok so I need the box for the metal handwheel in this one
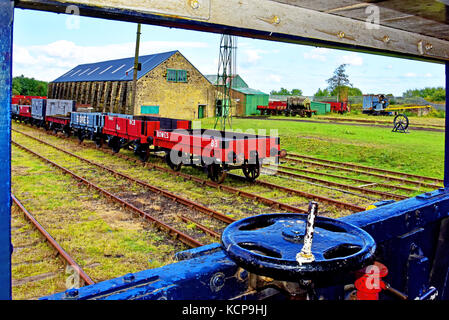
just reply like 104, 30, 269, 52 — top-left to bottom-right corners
221, 209, 376, 281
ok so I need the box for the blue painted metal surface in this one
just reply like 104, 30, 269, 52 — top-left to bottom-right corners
0, 0, 13, 300
52, 51, 177, 83
221, 213, 376, 281
44, 190, 449, 300
362, 94, 390, 113
445, 62, 449, 188
71, 112, 104, 133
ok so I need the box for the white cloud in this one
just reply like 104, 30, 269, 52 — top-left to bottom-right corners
340, 53, 363, 66
304, 47, 330, 62
404, 72, 417, 77
268, 74, 281, 83
243, 49, 266, 64
13, 40, 209, 81
425, 72, 432, 78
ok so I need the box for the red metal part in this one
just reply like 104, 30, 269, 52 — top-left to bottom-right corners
45, 116, 70, 125
154, 129, 280, 163
19, 105, 32, 117
324, 101, 350, 113
354, 262, 388, 300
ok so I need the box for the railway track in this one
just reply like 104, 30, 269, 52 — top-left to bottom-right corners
13, 127, 365, 215
286, 152, 443, 185
271, 163, 419, 193
284, 155, 442, 190
263, 166, 408, 201
11, 193, 93, 299
12, 140, 211, 249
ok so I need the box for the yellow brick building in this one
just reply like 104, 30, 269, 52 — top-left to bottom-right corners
48, 50, 215, 120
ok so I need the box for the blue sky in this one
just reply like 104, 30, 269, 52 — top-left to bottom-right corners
12, 8, 445, 96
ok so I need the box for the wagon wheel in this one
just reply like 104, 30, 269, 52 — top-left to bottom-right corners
94, 135, 103, 149
108, 136, 121, 153
63, 126, 71, 138
135, 143, 150, 162
242, 163, 261, 182
299, 109, 306, 118
76, 130, 84, 143
165, 152, 182, 171
112, 140, 122, 154
208, 163, 227, 184
306, 111, 312, 118
393, 113, 409, 131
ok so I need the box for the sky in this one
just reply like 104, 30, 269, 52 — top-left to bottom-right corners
12, 8, 446, 97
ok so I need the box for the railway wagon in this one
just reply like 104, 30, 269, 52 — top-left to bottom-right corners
11, 104, 19, 120
257, 101, 287, 115
30, 99, 47, 126
101, 114, 191, 160
11, 95, 46, 105
324, 101, 350, 114
154, 129, 281, 183
70, 112, 105, 146
18, 105, 32, 123
45, 99, 76, 134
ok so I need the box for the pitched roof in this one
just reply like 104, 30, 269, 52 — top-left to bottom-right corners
233, 87, 268, 95
52, 50, 178, 83
205, 74, 249, 89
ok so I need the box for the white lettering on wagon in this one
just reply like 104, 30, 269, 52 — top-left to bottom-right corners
156, 131, 170, 139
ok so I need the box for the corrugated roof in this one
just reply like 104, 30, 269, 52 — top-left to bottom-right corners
205, 74, 249, 89
52, 50, 178, 83
233, 87, 268, 95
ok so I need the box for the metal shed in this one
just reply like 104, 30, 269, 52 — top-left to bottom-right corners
232, 87, 269, 116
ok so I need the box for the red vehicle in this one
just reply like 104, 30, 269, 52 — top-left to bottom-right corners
18, 105, 32, 121
154, 129, 283, 183
257, 101, 287, 115
324, 101, 350, 114
102, 114, 191, 161
12, 95, 46, 105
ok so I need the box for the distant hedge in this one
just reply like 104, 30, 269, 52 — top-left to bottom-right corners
12, 75, 48, 97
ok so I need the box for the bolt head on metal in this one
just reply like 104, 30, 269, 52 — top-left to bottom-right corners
190, 0, 200, 9
123, 273, 135, 283
272, 15, 281, 25
65, 288, 79, 298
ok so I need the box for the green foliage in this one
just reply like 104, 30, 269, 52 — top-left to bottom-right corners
347, 87, 363, 96
12, 75, 48, 96
270, 88, 303, 96
327, 64, 351, 91
314, 88, 330, 97
402, 87, 445, 102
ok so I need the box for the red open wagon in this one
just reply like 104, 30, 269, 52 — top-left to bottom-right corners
102, 114, 191, 160
154, 129, 283, 183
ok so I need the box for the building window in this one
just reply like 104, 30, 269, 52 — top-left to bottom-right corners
177, 70, 187, 82
167, 69, 187, 83
141, 105, 159, 115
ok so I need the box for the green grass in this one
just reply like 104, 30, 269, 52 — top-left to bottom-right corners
201, 117, 444, 179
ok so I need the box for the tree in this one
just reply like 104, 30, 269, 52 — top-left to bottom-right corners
270, 88, 290, 95
314, 88, 330, 97
402, 87, 445, 102
347, 87, 362, 96
270, 88, 303, 96
12, 75, 48, 96
327, 64, 351, 91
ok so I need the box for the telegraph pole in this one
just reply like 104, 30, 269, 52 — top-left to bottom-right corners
131, 23, 141, 114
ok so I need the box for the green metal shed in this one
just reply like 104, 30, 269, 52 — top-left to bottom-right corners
310, 101, 331, 115
233, 88, 269, 116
